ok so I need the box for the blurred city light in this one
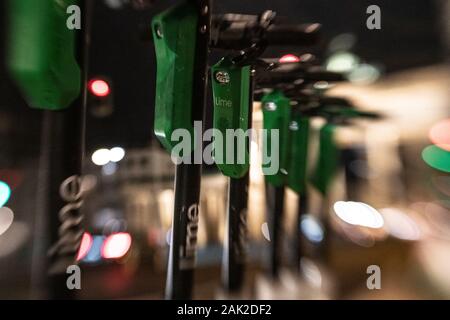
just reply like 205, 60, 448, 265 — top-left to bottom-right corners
101, 232, 132, 259
166, 229, 172, 246
0, 181, 11, 207
380, 208, 421, 241
89, 79, 110, 97
0, 207, 14, 236
301, 215, 324, 243
326, 52, 359, 73
421, 145, 450, 173
83, 236, 105, 263
348, 63, 381, 84
429, 119, 450, 151
102, 162, 118, 176
92, 147, 126, 166
261, 222, 270, 241
76, 232, 94, 261
158, 189, 175, 229
109, 147, 126, 162
300, 258, 322, 289
279, 54, 301, 64
313, 81, 330, 90
0, 222, 29, 258
92, 148, 111, 166
333, 201, 384, 229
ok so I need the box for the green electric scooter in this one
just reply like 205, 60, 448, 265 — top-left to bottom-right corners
152, 0, 211, 300
210, 12, 321, 293
7, 0, 91, 299
259, 63, 346, 278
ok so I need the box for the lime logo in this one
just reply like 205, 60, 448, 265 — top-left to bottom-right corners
180, 203, 199, 270
214, 96, 232, 108
48, 175, 85, 273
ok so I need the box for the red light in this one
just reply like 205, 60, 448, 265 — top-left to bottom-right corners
76, 232, 93, 261
279, 54, 301, 64
429, 119, 450, 151
101, 232, 132, 259
89, 79, 110, 97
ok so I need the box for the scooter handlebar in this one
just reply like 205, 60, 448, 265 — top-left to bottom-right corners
211, 20, 322, 49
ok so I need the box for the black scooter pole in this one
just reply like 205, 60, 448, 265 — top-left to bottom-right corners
222, 71, 255, 292
212, 14, 321, 290
43, 0, 91, 299
165, 0, 212, 300
266, 184, 285, 278
295, 191, 308, 270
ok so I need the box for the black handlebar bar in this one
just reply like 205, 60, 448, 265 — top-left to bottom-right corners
211, 13, 321, 49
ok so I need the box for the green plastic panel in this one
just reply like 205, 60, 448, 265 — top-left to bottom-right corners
261, 90, 291, 186
7, 0, 81, 110
287, 115, 310, 194
310, 123, 339, 195
152, 1, 199, 154
211, 57, 251, 178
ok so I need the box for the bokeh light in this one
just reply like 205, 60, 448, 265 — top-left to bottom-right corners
76, 232, 94, 261
101, 232, 132, 259
0, 181, 11, 207
422, 145, 450, 173
429, 119, 450, 151
0, 207, 14, 236
333, 201, 384, 229
89, 79, 110, 97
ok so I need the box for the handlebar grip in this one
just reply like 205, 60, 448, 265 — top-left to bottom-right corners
265, 23, 321, 46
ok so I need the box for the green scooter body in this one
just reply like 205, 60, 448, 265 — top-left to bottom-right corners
311, 123, 339, 195
7, 0, 81, 110
261, 90, 291, 186
211, 57, 251, 178
152, 1, 199, 154
287, 114, 310, 194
